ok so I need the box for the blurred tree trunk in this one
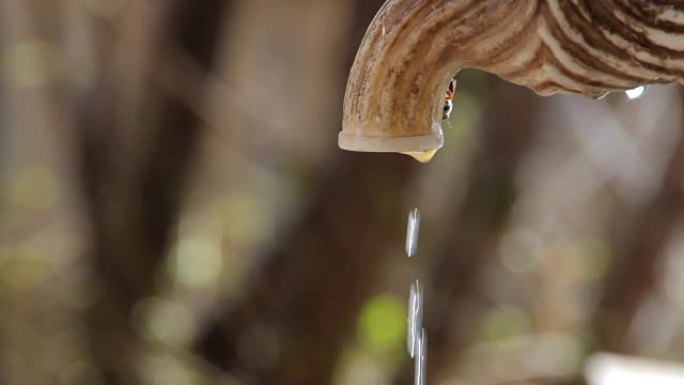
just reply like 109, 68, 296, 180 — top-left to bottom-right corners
552, 91, 684, 385
194, 2, 423, 384
76, 1, 233, 383
560, 91, 684, 385
393, 81, 542, 385
197, 153, 417, 385
591, 105, 684, 354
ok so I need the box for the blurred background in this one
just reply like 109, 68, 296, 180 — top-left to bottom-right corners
2, 1, 684, 384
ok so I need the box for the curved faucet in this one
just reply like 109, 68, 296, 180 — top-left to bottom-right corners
340, 0, 684, 155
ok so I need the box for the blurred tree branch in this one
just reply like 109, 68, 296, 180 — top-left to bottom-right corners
591, 98, 684, 354
75, 1, 234, 383
558, 89, 684, 385
197, 153, 417, 384
573, 90, 684, 376
192, 3, 428, 384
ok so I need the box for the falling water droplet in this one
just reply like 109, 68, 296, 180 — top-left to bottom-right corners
407, 283, 417, 357
625, 85, 646, 100
414, 327, 427, 385
407, 280, 423, 357
402, 149, 438, 164
404, 207, 427, 384
406, 208, 421, 257
414, 331, 423, 385
419, 328, 427, 385
414, 281, 423, 339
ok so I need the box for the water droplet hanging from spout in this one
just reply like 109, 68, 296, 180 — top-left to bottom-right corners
402, 149, 438, 163
625, 85, 646, 99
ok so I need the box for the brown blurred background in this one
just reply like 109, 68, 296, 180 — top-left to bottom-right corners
2, 1, 684, 385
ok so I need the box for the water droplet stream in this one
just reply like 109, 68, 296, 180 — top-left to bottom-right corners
405, 208, 427, 385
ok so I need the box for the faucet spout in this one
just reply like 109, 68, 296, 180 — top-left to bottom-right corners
340, 0, 684, 154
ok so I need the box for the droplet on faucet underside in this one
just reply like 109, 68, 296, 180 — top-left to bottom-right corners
625, 85, 646, 100
402, 149, 438, 163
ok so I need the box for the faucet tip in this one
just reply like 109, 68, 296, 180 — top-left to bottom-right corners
338, 123, 444, 154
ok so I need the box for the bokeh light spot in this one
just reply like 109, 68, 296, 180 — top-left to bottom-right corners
8, 166, 57, 211
499, 228, 543, 273
170, 236, 223, 289
139, 354, 206, 385
222, 193, 266, 244
133, 297, 197, 347
2, 40, 60, 88
480, 305, 531, 343
358, 294, 405, 353
0, 245, 52, 291
581, 238, 612, 281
